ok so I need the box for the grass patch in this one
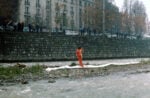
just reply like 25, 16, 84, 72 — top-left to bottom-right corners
69, 62, 77, 67
0, 65, 44, 79
140, 59, 150, 65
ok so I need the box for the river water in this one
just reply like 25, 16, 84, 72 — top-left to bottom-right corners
1, 58, 150, 98
1, 72, 150, 98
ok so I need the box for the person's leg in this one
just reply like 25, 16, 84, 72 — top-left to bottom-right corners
78, 56, 84, 68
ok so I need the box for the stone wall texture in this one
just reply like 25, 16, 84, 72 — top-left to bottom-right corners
0, 32, 150, 62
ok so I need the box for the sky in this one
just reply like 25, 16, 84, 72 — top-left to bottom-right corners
115, 0, 150, 20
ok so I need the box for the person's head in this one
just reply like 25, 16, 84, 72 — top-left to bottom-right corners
78, 47, 82, 49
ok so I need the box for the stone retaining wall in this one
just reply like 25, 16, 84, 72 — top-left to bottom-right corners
0, 32, 150, 62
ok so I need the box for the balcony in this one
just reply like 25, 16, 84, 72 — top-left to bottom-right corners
24, 12, 30, 16
25, 1, 30, 6
63, 9, 67, 14
46, 5, 50, 9
35, 13, 41, 17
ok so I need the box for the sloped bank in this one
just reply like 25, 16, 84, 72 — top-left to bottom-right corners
47, 62, 150, 79
1, 60, 150, 86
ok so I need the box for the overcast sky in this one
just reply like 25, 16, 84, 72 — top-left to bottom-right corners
115, 0, 150, 20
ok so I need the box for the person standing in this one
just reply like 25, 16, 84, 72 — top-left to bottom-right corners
76, 47, 84, 68
28, 23, 32, 32
20, 22, 24, 32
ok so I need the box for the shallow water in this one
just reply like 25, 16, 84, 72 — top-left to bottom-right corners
1, 72, 150, 98
1, 58, 150, 98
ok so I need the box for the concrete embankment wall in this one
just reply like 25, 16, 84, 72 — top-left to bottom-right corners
0, 32, 150, 62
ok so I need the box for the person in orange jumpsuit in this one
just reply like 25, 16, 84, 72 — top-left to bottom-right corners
76, 47, 84, 68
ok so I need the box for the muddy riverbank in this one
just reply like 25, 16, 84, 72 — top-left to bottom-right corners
1, 59, 150, 86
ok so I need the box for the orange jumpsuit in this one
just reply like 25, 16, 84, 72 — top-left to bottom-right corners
76, 48, 84, 67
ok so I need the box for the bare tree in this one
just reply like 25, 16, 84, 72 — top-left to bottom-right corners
130, 0, 146, 38
105, 2, 119, 36
121, 0, 147, 38
82, 0, 103, 34
54, 2, 61, 30
121, 0, 135, 37
0, 0, 19, 20
82, 0, 121, 36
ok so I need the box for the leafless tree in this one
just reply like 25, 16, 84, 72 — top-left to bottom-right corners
121, 0, 147, 38
0, 0, 19, 21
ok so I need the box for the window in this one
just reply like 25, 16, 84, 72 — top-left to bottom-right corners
24, 6, 30, 24
64, 0, 67, 3
71, 19, 74, 30
85, 2, 87, 7
63, 4, 67, 12
36, 9, 40, 16
71, 0, 74, 4
46, 0, 50, 9
36, 0, 40, 7
79, 0, 82, 6
25, 0, 30, 5
25, 6, 29, 15
70, 7, 74, 16
79, 8, 82, 15
79, 9, 82, 27
25, 16, 30, 24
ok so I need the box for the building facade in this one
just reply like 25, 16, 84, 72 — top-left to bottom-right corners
51, 0, 94, 32
147, 21, 150, 34
19, 0, 51, 32
18, 0, 94, 32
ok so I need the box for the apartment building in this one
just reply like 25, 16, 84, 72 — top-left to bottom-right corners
18, 0, 51, 31
51, 0, 94, 32
18, 0, 94, 32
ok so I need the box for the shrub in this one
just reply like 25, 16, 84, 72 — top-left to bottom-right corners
69, 62, 77, 67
